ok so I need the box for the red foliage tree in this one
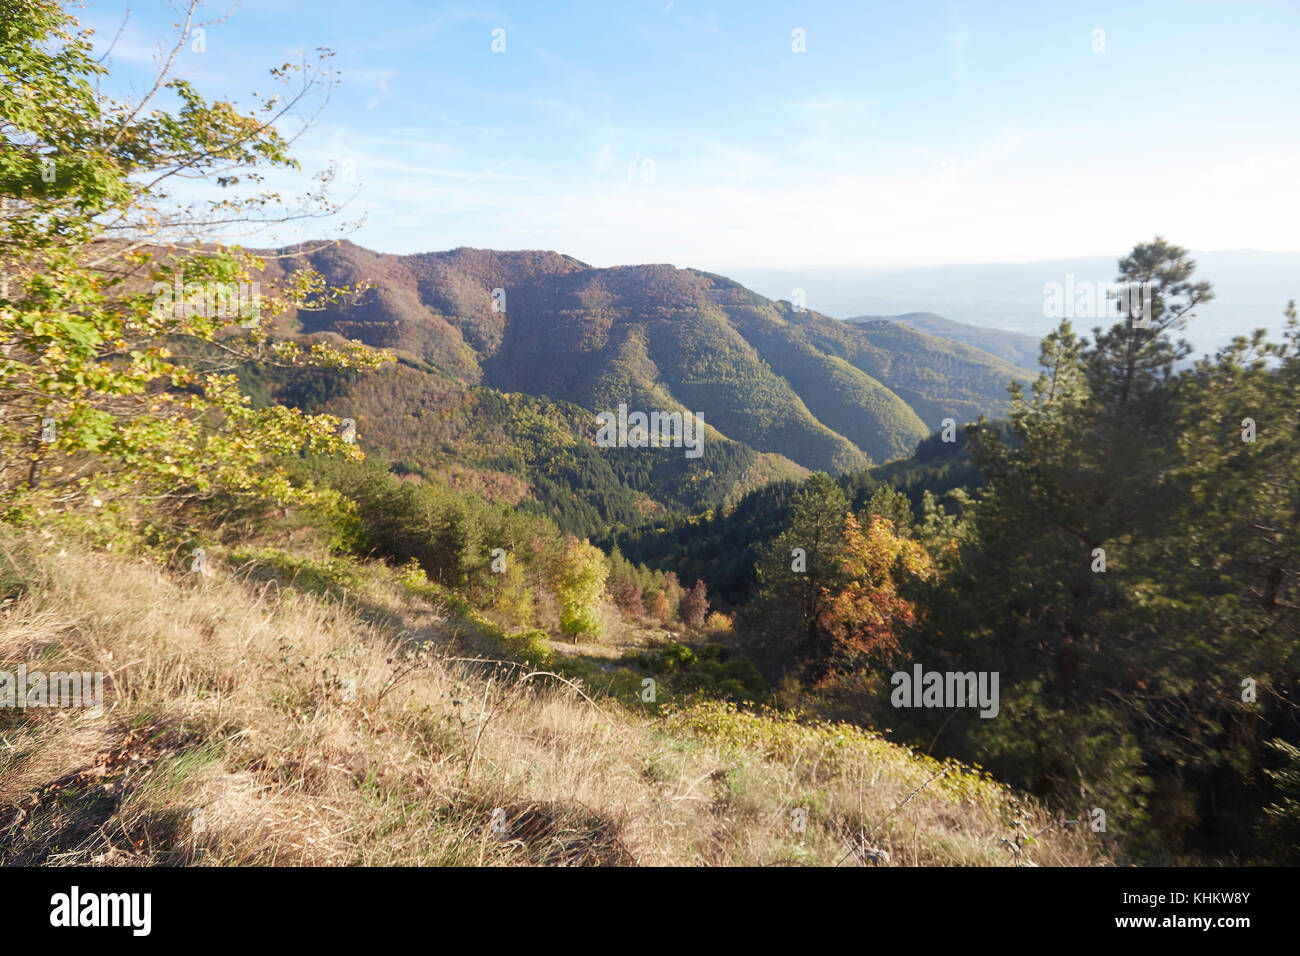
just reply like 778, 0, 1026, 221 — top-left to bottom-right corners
681, 578, 710, 627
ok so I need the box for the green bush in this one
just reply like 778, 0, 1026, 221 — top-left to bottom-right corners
502, 628, 556, 670
636, 642, 766, 702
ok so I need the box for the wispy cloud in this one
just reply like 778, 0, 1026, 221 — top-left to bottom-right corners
87, 0, 1299, 268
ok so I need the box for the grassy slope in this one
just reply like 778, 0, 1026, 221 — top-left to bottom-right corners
0, 530, 1107, 867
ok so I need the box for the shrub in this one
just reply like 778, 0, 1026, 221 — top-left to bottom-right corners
502, 629, 555, 670
704, 611, 733, 635
636, 642, 766, 702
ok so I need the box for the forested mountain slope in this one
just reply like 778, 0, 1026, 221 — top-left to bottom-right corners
257, 242, 1029, 483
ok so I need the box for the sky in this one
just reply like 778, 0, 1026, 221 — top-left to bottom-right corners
82, 0, 1300, 271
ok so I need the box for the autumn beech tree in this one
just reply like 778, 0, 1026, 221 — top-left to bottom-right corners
0, 0, 389, 523
816, 512, 934, 673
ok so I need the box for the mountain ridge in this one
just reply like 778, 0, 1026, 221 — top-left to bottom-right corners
251, 240, 1031, 530
845, 312, 1042, 370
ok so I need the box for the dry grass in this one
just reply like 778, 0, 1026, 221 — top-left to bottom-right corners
0, 530, 1111, 867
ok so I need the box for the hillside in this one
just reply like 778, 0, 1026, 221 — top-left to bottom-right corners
259, 359, 809, 535
256, 242, 1029, 481
846, 312, 1042, 371
0, 529, 1106, 867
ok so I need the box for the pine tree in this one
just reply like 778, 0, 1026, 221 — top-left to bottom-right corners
865, 485, 914, 535
751, 472, 849, 663
917, 243, 1300, 856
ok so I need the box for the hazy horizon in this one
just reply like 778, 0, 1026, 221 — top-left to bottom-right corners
84, 0, 1300, 270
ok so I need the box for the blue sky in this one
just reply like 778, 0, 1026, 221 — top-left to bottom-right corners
83, 1, 1300, 270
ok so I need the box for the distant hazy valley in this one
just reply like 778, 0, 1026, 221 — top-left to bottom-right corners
729, 250, 1300, 356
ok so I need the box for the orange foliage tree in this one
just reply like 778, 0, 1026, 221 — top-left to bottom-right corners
816, 513, 935, 667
